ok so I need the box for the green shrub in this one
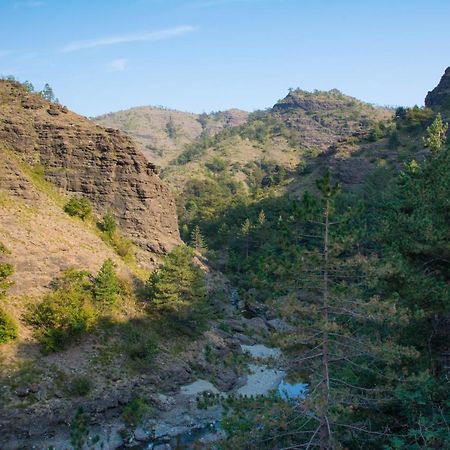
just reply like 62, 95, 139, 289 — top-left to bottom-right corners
25, 270, 97, 352
0, 262, 14, 296
122, 396, 149, 427
110, 233, 133, 258
70, 407, 89, 450
121, 323, 158, 371
64, 196, 92, 220
94, 259, 119, 306
0, 307, 18, 344
67, 375, 92, 397
99, 210, 117, 236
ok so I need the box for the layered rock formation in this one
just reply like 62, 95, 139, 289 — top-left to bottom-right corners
425, 66, 450, 117
0, 80, 180, 262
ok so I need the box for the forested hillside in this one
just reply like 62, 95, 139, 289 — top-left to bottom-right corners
173, 70, 450, 449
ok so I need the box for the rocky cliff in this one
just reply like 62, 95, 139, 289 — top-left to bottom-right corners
0, 80, 180, 263
425, 66, 450, 117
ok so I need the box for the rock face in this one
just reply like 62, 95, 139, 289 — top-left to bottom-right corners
0, 81, 180, 260
425, 66, 450, 117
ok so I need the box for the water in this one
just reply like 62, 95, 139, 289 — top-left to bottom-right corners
277, 380, 308, 400
146, 421, 221, 449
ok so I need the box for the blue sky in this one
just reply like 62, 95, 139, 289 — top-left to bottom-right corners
0, 0, 449, 116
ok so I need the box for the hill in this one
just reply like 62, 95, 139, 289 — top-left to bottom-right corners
0, 81, 180, 262
158, 88, 393, 192
94, 106, 249, 167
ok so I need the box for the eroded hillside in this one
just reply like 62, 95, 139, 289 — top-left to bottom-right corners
94, 106, 248, 167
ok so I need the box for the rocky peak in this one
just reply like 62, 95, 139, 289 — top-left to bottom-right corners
425, 67, 450, 117
0, 80, 181, 262
273, 88, 350, 112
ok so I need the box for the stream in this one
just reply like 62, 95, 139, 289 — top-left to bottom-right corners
135, 344, 307, 449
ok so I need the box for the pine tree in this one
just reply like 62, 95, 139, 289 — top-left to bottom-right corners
165, 116, 178, 139
147, 245, 207, 332
94, 259, 119, 306
282, 169, 412, 449
22, 80, 34, 92
423, 113, 448, 153
41, 83, 55, 102
240, 218, 252, 258
257, 209, 266, 226
190, 225, 207, 254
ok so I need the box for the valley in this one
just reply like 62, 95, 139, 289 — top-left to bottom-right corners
0, 65, 449, 450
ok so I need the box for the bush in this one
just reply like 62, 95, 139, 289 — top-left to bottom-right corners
0, 307, 18, 344
99, 210, 117, 236
67, 375, 92, 397
64, 196, 92, 220
110, 233, 133, 258
122, 396, 149, 427
0, 262, 14, 296
121, 322, 158, 371
25, 270, 97, 352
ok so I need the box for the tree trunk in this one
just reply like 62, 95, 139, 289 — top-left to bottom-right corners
320, 198, 331, 450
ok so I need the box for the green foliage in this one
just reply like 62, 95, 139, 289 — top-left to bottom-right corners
41, 82, 55, 102
120, 321, 158, 371
0, 262, 14, 297
369, 120, 394, 142
70, 407, 89, 450
220, 394, 310, 449
25, 269, 97, 352
64, 196, 92, 220
98, 212, 134, 259
423, 113, 448, 153
397, 106, 435, 131
67, 375, 92, 397
165, 116, 178, 139
110, 232, 133, 258
22, 80, 34, 92
190, 225, 207, 253
147, 245, 208, 334
122, 396, 149, 427
94, 259, 119, 306
0, 308, 18, 344
379, 144, 450, 367
175, 113, 450, 446
99, 210, 117, 236
205, 156, 227, 174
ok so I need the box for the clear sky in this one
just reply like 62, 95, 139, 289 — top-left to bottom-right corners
0, 0, 449, 117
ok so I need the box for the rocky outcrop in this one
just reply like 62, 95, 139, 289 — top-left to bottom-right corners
272, 88, 392, 151
425, 66, 450, 118
0, 81, 180, 261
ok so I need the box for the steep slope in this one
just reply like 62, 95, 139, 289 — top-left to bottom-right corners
0, 150, 132, 297
94, 106, 249, 167
425, 66, 450, 118
0, 81, 181, 261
